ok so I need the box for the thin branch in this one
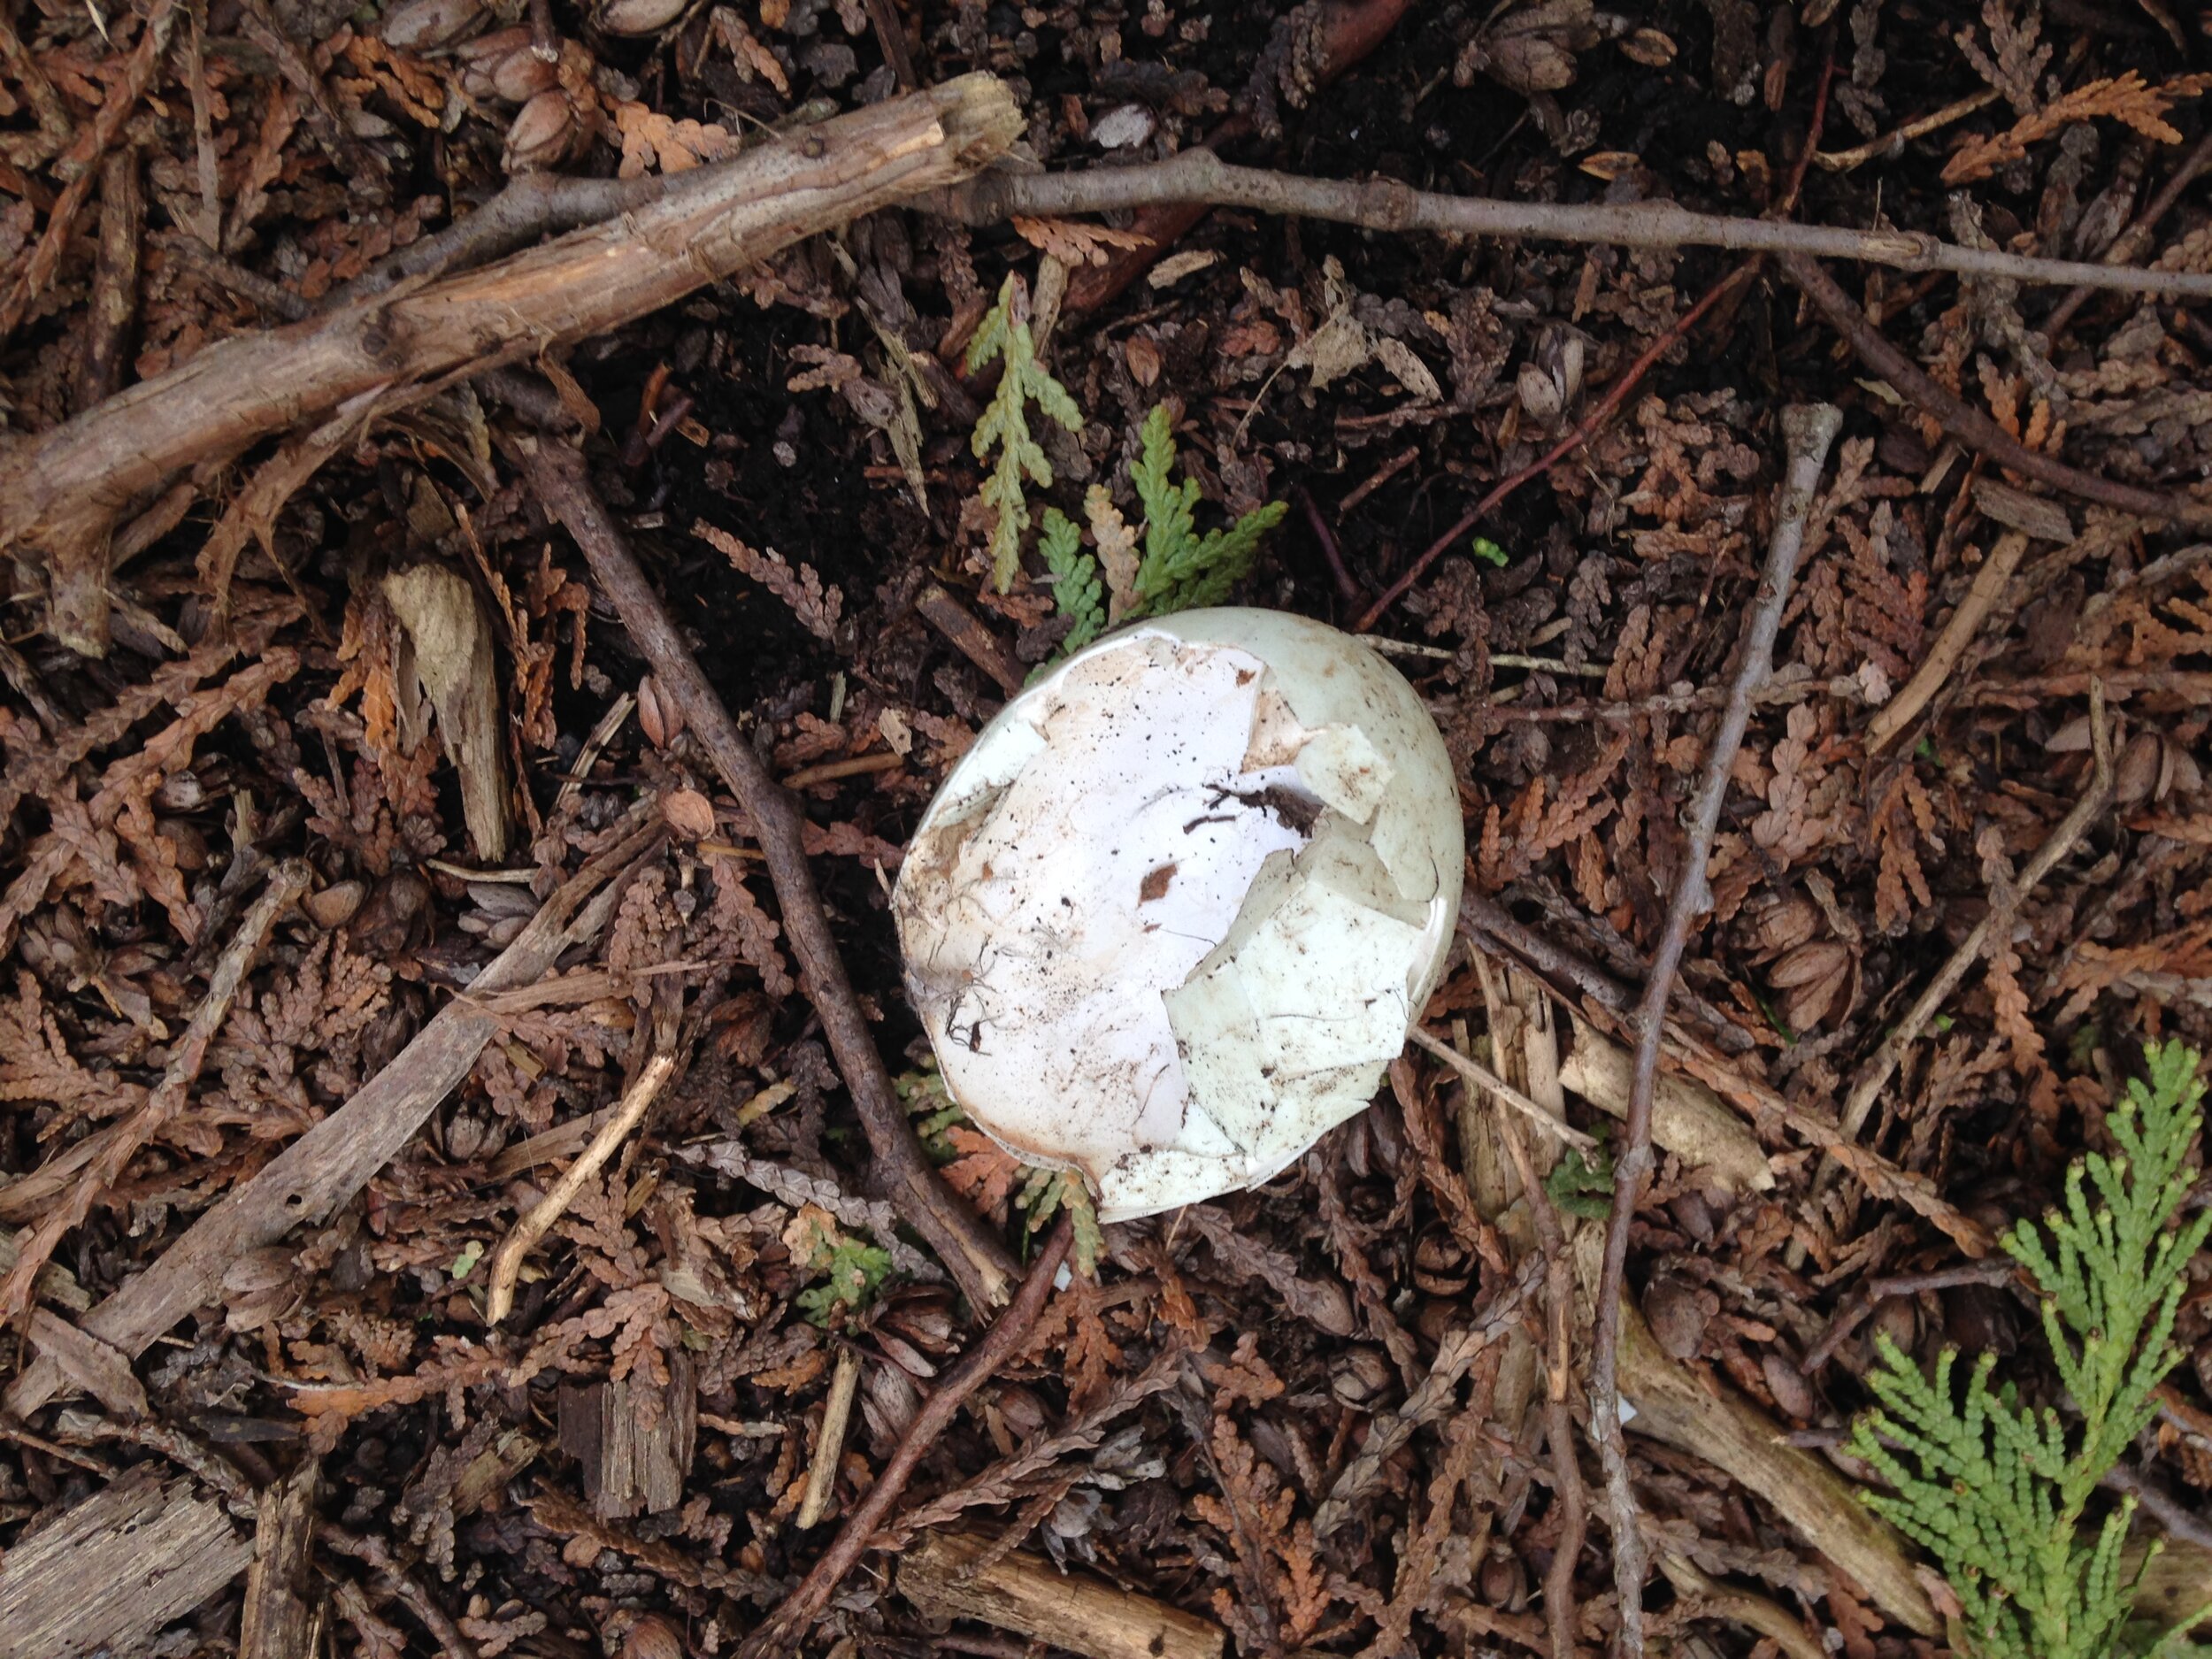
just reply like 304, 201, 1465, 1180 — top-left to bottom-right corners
938, 148, 2212, 299
1780, 254, 2212, 526
485, 1051, 678, 1324
736, 1214, 1073, 1659
345, 173, 663, 301
1589, 404, 1843, 1658
1863, 530, 2031, 753
2045, 126, 2212, 339
1799, 1261, 2020, 1375
1477, 672, 1869, 726
1408, 1026, 1600, 1151
1816, 684, 2113, 1184
1355, 260, 1755, 632
515, 434, 1018, 1311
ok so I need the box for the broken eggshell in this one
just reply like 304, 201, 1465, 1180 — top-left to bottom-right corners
893, 607, 1464, 1223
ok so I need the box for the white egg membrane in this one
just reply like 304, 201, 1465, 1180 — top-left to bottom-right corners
895, 612, 1463, 1222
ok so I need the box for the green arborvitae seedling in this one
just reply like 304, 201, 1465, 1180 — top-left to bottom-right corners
1128, 403, 1288, 613
967, 273, 1082, 593
1849, 1040, 2211, 1659
1039, 507, 1104, 654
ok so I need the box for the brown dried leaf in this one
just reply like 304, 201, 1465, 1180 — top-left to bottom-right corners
1943, 71, 2211, 185
611, 99, 738, 179
694, 520, 842, 643
1010, 216, 1152, 267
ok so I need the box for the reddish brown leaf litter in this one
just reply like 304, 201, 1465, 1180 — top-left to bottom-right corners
4, 1, 2212, 1656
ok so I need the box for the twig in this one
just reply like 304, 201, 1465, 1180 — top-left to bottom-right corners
941, 149, 2212, 299
1656, 1553, 1825, 1659
914, 582, 1025, 696
1814, 684, 2113, 1195
485, 1051, 677, 1324
1479, 672, 1868, 725
797, 1345, 862, 1529
1058, 0, 1413, 313
1354, 261, 1756, 632
347, 172, 662, 300
1294, 484, 1364, 604
74, 150, 144, 414
2102, 1462, 2212, 1555
319, 1522, 480, 1659
1409, 1027, 1599, 1151
1486, 1059, 1588, 1659
1780, 254, 2212, 526
888, 1345, 1187, 1540
1812, 88, 2001, 173
517, 435, 1018, 1311
861, 0, 918, 88
0, 76, 1022, 660
1864, 530, 2031, 753
4, 820, 655, 1416
680, 1141, 947, 1283
737, 1214, 1072, 1659
1591, 404, 1842, 1657
2045, 127, 2212, 339
0, 860, 309, 1327
1799, 1261, 2019, 1374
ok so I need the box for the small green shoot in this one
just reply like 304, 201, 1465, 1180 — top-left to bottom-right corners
1849, 1041, 2210, 1659
968, 273, 1082, 592
785, 1202, 895, 1325
450, 1240, 483, 1280
1040, 507, 1105, 654
1128, 404, 1288, 613
1471, 534, 1509, 568
902, 1065, 1104, 1277
1016, 1164, 1103, 1278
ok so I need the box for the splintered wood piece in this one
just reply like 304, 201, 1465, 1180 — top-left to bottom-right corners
896, 1531, 1225, 1659
0, 1467, 254, 1659
239, 1458, 321, 1659
559, 1351, 695, 1518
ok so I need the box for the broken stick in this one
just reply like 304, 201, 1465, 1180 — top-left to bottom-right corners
485, 1050, 677, 1324
0, 73, 1022, 656
1591, 404, 1844, 1658
4, 819, 657, 1417
517, 434, 1018, 1310
897, 1531, 1226, 1659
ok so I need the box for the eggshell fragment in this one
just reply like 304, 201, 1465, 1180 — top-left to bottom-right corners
894, 608, 1464, 1221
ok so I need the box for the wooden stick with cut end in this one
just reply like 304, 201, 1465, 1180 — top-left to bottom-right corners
0, 73, 1023, 657
1590, 404, 1844, 1658
484, 1052, 677, 1325
897, 1531, 1225, 1659
518, 436, 1018, 1311
796, 1347, 862, 1530
1864, 531, 2030, 754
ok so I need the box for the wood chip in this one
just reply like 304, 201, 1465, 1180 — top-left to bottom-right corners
558, 1350, 696, 1518
0, 1467, 253, 1659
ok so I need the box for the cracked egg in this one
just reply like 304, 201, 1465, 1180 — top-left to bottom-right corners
893, 608, 1464, 1222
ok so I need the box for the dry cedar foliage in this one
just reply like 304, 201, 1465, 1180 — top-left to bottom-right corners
692, 520, 843, 642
